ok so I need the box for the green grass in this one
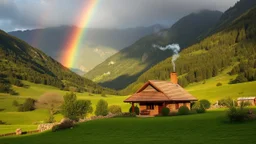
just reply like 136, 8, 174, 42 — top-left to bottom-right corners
185, 67, 256, 103
0, 125, 37, 135
0, 81, 130, 134
1, 77, 256, 135
1, 109, 256, 144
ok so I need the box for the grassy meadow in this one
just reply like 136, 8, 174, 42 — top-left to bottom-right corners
1, 74, 256, 135
1, 109, 256, 144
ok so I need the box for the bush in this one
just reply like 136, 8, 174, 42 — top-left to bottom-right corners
219, 98, 237, 108
161, 107, 170, 116
0, 120, 6, 125
101, 92, 106, 97
62, 93, 92, 120
18, 98, 36, 112
115, 112, 136, 117
192, 101, 206, 113
216, 82, 222, 86
75, 100, 93, 118
12, 100, 19, 107
129, 105, 140, 115
178, 106, 190, 115
227, 107, 248, 122
9, 89, 19, 95
196, 106, 206, 113
95, 99, 108, 116
199, 99, 211, 109
108, 105, 122, 114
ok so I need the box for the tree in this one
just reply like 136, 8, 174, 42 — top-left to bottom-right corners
61, 92, 93, 120
95, 99, 108, 116
61, 92, 77, 120
75, 100, 93, 119
36, 93, 64, 123
18, 98, 36, 112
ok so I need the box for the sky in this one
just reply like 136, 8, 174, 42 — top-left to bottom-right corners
0, 0, 239, 32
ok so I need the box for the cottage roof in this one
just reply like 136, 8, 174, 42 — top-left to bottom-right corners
124, 80, 197, 102
237, 97, 256, 100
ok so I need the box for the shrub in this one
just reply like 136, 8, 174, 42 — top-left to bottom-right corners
178, 106, 190, 115
62, 93, 92, 120
95, 99, 108, 116
199, 99, 211, 109
9, 89, 19, 95
101, 92, 106, 97
192, 101, 206, 113
196, 106, 206, 113
227, 107, 248, 122
18, 98, 36, 112
225, 98, 252, 122
129, 105, 140, 115
216, 82, 222, 86
219, 97, 237, 108
161, 107, 170, 116
12, 100, 19, 107
115, 112, 136, 117
75, 100, 93, 118
0, 120, 6, 125
108, 105, 122, 114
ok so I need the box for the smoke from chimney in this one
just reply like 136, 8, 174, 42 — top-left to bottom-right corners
152, 44, 180, 71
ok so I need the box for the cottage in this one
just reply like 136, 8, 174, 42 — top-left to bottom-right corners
124, 72, 197, 116
237, 97, 256, 106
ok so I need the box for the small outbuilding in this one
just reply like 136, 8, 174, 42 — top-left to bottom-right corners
124, 72, 197, 116
237, 97, 256, 106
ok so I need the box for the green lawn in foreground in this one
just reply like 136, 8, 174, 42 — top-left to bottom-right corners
1, 109, 256, 144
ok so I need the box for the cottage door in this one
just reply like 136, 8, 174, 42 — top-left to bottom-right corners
158, 104, 163, 113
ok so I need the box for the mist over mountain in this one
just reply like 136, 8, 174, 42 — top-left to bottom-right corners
8, 24, 165, 73
85, 10, 223, 90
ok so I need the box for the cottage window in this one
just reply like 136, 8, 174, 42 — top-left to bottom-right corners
146, 104, 154, 110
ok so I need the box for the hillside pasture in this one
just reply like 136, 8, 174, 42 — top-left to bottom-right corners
1, 109, 256, 144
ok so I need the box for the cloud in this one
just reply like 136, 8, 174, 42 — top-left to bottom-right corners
0, 0, 239, 31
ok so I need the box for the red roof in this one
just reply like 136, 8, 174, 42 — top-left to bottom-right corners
124, 80, 197, 102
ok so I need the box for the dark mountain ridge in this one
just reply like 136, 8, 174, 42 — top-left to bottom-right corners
0, 30, 117, 95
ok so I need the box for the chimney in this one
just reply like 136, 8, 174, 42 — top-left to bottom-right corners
170, 72, 178, 84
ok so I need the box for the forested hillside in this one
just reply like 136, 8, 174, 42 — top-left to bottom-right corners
85, 10, 222, 90
0, 30, 117, 95
122, 6, 256, 94
208, 0, 256, 35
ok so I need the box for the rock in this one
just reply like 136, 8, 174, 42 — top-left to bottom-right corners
15, 128, 22, 135
37, 123, 56, 132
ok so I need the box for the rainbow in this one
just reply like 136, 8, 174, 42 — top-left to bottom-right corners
61, 0, 99, 68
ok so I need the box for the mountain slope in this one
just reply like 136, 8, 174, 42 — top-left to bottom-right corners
0, 30, 117, 94
122, 6, 256, 94
209, 0, 256, 35
8, 25, 165, 73
85, 10, 222, 90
